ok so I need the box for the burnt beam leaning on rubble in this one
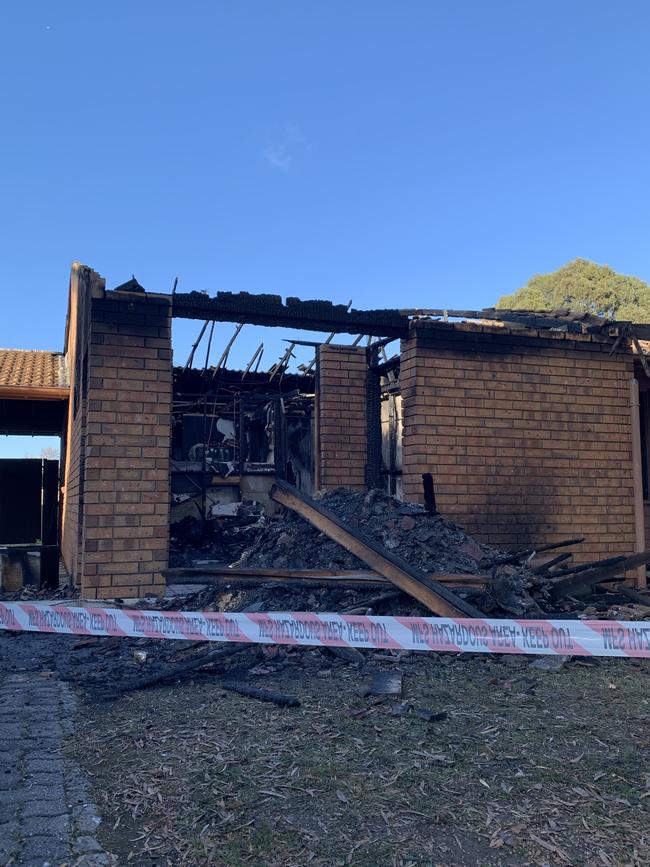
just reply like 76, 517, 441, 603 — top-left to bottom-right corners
172, 291, 410, 338
481, 537, 585, 567
530, 552, 573, 575
270, 480, 482, 618
549, 549, 650, 601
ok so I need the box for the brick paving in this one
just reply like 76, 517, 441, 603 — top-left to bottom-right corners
0, 632, 115, 867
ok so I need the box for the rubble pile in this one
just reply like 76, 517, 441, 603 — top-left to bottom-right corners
236, 487, 549, 615
142, 487, 646, 618
239, 488, 493, 574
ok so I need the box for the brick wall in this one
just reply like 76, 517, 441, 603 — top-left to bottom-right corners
79, 289, 172, 598
401, 321, 637, 563
316, 345, 367, 490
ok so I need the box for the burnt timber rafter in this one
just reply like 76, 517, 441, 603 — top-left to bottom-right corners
171, 291, 410, 337
169, 292, 644, 339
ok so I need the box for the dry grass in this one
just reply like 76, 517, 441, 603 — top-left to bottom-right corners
69, 648, 650, 866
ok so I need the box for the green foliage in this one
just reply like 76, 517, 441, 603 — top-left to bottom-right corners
496, 258, 650, 321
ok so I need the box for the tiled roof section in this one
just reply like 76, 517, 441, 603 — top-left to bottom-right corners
0, 349, 69, 390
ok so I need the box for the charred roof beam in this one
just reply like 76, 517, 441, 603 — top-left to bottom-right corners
171, 291, 409, 338
400, 307, 623, 334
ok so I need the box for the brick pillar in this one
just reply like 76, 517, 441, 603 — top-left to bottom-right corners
316, 344, 367, 491
399, 336, 425, 504
81, 289, 172, 598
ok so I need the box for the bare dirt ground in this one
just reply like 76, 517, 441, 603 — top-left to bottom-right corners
68, 647, 650, 867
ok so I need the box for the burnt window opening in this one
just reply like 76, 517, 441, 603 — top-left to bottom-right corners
172, 410, 238, 474
242, 403, 275, 465
379, 371, 402, 499
171, 366, 316, 527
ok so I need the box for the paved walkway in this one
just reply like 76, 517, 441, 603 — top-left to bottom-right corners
0, 633, 115, 867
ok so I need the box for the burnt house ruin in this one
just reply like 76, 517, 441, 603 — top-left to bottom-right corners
1, 261, 650, 597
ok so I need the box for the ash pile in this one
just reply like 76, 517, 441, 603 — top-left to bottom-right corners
240, 488, 490, 574
235, 488, 552, 616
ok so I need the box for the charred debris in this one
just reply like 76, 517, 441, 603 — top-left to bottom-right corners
35, 480, 650, 705
167, 481, 650, 619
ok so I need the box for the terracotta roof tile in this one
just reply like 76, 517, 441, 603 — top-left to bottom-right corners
0, 349, 69, 390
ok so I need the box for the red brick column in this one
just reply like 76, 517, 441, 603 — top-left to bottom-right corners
316, 344, 367, 490
80, 289, 172, 598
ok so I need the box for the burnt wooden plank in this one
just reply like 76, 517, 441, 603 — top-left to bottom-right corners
221, 681, 300, 707
531, 552, 572, 575
163, 566, 487, 590
482, 537, 585, 567
550, 550, 650, 600
548, 554, 626, 579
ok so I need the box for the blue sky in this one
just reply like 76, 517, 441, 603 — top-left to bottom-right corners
2, 1, 650, 455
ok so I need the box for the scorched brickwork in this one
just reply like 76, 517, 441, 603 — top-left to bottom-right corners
400, 321, 637, 563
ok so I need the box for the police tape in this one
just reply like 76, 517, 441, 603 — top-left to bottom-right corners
1, 601, 649, 657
